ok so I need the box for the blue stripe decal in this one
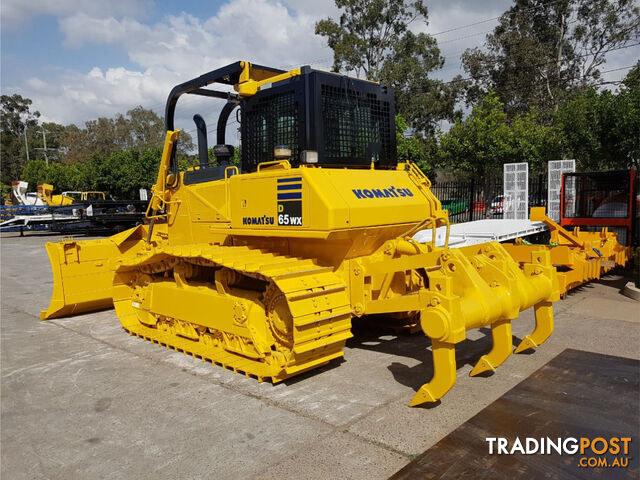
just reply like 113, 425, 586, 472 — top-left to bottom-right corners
277, 192, 302, 200
277, 183, 302, 191
277, 177, 302, 183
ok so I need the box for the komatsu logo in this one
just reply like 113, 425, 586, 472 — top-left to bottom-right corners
352, 187, 414, 199
242, 215, 274, 226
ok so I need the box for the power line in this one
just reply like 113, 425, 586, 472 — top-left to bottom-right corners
303, 1, 595, 72
598, 65, 636, 74
429, 16, 502, 38
436, 17, 580, 54
434, 23, 635, 84
436, 29, 494, 46
428, 0, 569, 36
134, 2, 632, 117
436, 42, 640, 88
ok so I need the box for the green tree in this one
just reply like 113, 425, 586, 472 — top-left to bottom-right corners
555, 62, 640, 170
438, 93, 513, 177
462, 0, 640, 115
88, 148, 163, 198
395, 115, 437, 178
510, 110, 565, 172
61, 107, 193, 164
21, 147, 164, 198
22, 159, 91, 192
1, 182, 11, 203
0, 94, 40, 184
125, 106, 166, 151
438, 92, 564, 177
37, 121, 67, 163
614, 61, 640, 167
21, 159, 49, 188
315, 0, 462, 135
1, 96, 196, 197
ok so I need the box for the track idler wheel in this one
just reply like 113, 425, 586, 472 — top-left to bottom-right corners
264, 283, 294, 349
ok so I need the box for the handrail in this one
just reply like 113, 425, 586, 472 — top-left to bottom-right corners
224, 166, 239, 220
406, 162, 432, 188
225, 166, 239, 179
145, 130, 180, 241
401, 162, 449, 248
403, 215, 450, 249
145, 194, 180, 220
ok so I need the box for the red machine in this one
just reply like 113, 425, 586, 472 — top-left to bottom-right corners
560, 169, 637, 246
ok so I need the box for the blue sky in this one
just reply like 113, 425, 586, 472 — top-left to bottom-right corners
2, 1, 229, 72
1, 0, 637, 129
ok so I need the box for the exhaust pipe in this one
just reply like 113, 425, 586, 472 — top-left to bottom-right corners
193, 114, 208, 166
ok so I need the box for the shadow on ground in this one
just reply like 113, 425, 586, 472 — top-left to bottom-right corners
346, 321, 525, 394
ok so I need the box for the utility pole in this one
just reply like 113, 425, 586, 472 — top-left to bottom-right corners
34, 129, 57, 165
24, 125, 30, 162
41, 129, 48, 165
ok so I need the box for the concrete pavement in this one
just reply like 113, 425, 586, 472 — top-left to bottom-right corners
1, 232, 638, 479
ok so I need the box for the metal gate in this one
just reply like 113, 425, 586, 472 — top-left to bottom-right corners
503, 163, 528, 220
547, 160, 575, 221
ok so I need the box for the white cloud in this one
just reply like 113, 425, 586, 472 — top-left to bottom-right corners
282, 0, 338, 18
59, 1, 329, 72
25, 77, 47, 90
9, 0, 637, 130
59, 14, 133, 47
18, 66, 178, 125
11, 0, 333, 127
416, 2, 511, 80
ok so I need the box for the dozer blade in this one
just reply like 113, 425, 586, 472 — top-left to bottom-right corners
41, 225, 152, 320
40, 239, 117, 319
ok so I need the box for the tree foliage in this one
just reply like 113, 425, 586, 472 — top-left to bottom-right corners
555, 61, 640, 170
61, 106, 193, 164
4, 0, 638, 200
1, 94, 41, 185
316, 0, 462, 135
0, 103, 197, 199
316, 0, 428, 80
395, 115, 437, 178
438, 92, 564, 176
436, 62, 639, 177
21, 149, 163, 199
462, 0, 640, 115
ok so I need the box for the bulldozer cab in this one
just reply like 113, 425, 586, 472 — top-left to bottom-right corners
165, 61, 397, 185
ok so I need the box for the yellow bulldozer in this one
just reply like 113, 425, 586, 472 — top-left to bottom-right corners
37, 183, 106, 206
41, 61, 628, 406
